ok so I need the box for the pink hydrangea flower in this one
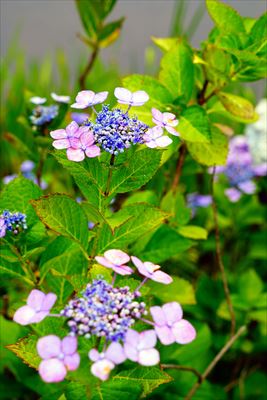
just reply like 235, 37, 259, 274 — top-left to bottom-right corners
13, 289, 57, 325
152, 108, 179, 136
71, 90, 108, 109
37, 335, 80, 383
131, 256, 173, 284
95, 250, 133, 276
114, 87, 149, 106
50, 121, 100, 162
124, 329, 160, 366
150, 302, 196, 345
143, 126, 173, 148
89, 342, 126, 381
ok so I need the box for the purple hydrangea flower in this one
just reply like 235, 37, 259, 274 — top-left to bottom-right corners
95, 250, 133, 276
0, 210, 27, 236
124, 329, 160, 366
71, 90, 108, 109
13, 289, 57, 325
152, 108, 179, 136
143, 126, 172, 148
20, 160, 35, 173
131, 256, 173, 284
50, 121, 100, 162
51, 92, 70, 104
30, 105, 58, 126
187, 193, 212, 216
71, 112, 89, 125
114, 88, 149, 107
37, 335, 80, 382
89, 342, 126, 381
150, 302, 196, 345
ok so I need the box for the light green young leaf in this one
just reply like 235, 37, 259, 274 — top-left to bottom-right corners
178, 106, 211, 143
149, 275, 196, 305
218, 92, 257, 122
178, 225, 208, 240
151, 36, 177, 52
206, 0, 246, 34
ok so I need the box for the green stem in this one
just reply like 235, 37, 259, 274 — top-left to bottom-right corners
104, 154, 115, 197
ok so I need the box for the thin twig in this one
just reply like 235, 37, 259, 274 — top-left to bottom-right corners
185, 326, 246, 400
171, 142, 187, 192
104, 154, 115, 196
160, 364, 202, 383
79, 46, 99, 90
211, 166, 236, 337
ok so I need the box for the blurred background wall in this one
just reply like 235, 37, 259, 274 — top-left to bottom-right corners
1, 0, 266, 73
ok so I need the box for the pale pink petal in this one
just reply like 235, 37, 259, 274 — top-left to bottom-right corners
95, 256, 115, 269
124, 343, 138, 362
51, 93, 70, 104
69, 137, 81, 149
93, 91, 109, 105
238, 181, 256, 194
155, 136, 173, 148
149, 126, 164, 140
162, 113, 178, 127
66, 121, 79, 137
52, 139, 70, 149
39, 359, 67, 383
145, 141, 158, 149
64, 353, 80, 371
67, 148, 85, 162
165, 126, 179, 136
152, 270, 173, 284
104, 249, 130, 266
27, 290, 45, 310
91, 360, 114, 381
113, 265, 133, 275
78, 126, 90, 135
71, 102, 88, 109
150, 306, 167, 326
105, 342, 126, 364
225, 188, 241, 202
80, 131, 95, 147
85, 145, 101, 158
37, 335, 61, 359
138, 330, 157, 350
62, 336, 77, 355
13, 305, 36, 325
172, 319, 196, 344
89, 349, 100, 362
138, 349, 159, 366
76, 90, 95, 105
114, 87, 132, 104
253, 163, 267, 176
125, 329, 139, 347
50, 129, 67, 139
131, 256, 150, 278
152, 108, 163, 124
131, 91, 149, 106
155, 325, 175, 345
162, 302, 183, 325
42, 293, 57, 311
30, 96, 47, 105
30, 311, 49, 323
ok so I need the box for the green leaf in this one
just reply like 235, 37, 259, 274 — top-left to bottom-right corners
203, 44, 231, 86
250, 12, 267, 44
151, 37, 177, 52
209, 101, 259, 124
7, 334, 39, 369
206, 0, 246, 34
161, 191, 191, 226
149, 275, 196, 305
178, 106, 211, 143
237, 269, 263, 305
218, 92, 257, 122
159, 39, 194, 103
178, 225, 208, 240
123, 190, 159, 207
113, 367, 173, 397
187, 125, 228, 166
139, 225, 193, 263
99, 18, 124, 48
96, 204, 168, 252
91, 381, 142, 400
31, 194, 90, 255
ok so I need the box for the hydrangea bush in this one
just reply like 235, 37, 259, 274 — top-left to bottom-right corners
1, 1, 266, 399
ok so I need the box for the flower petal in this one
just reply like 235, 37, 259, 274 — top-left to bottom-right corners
162, 112, 178, 127
172, 319, 196, 344
37, 335, 61, 359
30, 311, 49, 323
155, 136, 173, 148
125, 329, 139, 347
113, 264, 133, 275
150, 306, 166, 326
165, 126, 179, 136
152, 108, 163, 124
13, 305, 36, 325
162, 302, 183, 325
131, 256, 150, 278
64, 353, 80, 371
138, 330, 157, 350
42, 293, 57, 311
66, 121, 79, 137
27, 290, 46, 310
138, 349, 159, 366
88, 349, 100, 362
225, 188, 241, 202
80, 131, 95, 147
105, 342, 126, 364
30, 96, 47, 105
155, 325, 175, 345
85, 145, 101, 158
253, 163, 267, 176
51, 92, 70, 103
114, 87, 132, 104
238, 180, 256, 194
152, 270, 173, 285
104, 249, 130, 266
52, 139, 70, 149
124, 343, 138, 362
131, 91, 149, 106
95, 256, 114, 269
93, 91, 109, 105
91, 359, 114, 381
76, 90, 95, 106
67, 148, 85, 162
50, 129, 67, 139
39, 359, 67, 383
62, 336, 77, 355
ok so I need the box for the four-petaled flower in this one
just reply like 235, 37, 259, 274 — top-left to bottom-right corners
89, 342, 126, 381
152, 108, 179, 136
124, 329, 160, 366
13, 289, 57, 325
131, 256, 173, 284
114, 87, 149, 106
150, 302, 196, 345
37, 335, 80, 382
143, 126, 172, 148
50, 121, 100, 162
71, 90, 108, 109
95, 249, 133, 275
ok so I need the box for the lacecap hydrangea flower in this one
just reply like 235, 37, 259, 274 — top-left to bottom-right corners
214, 135, 267, 202
0, 210, 27, 238
13, 249, 196, 383
51, 87, 176, 161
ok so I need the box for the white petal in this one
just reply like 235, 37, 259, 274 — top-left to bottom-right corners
138, 349, 160, 366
